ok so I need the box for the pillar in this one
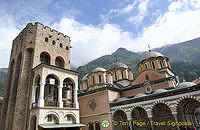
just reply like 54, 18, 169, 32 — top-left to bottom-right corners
58, 85, 63, 108
173, 113, 180, 130
103, 73, 106, 83
74, 83, 79, 109
38, 82, 45, 107
125, 69, 128, 79
148, 116, 153, 130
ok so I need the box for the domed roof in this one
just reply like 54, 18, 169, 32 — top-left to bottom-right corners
82, 74, 89, 81
115, 97, 129, 102
109, 62, 128, 70
175, 81, 196, 89
153, 89, 168, 94
91, 67, 106, 73
134, 93, 147, 98
143, 51, 164, 60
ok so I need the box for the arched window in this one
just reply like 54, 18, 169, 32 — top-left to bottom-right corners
145, 75, 149, 80
30, 116, 36, 130
145, 63, 148, 69
45, 114, 59, 124
60, 43, 63, 48
65, 114, 76, 124
45, 37, 48, 42
92, 76, 95, 84
66, 46, 69, 50
151, 61, 156, 69
95, 122, 100, 130
63, 78, 75, 107
88, 123, 94, 130
44, 74, 59, 107
52, 40, 55, 45
115, 72, 117, 80
55, 56, 65, 68
40, 52, 50, 65
159, 60, 163, 68
98, 75, 101, 83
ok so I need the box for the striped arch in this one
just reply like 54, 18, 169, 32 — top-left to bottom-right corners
176, 96, 200, 128
175, 95, 199, 108
151, 100, 175, 130
112, 108, 129, 130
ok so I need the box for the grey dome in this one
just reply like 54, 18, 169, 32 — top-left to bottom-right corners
109, 62, 128, 70
153, 89, 168, 94
91, 67, 106, 73
175, 81, 196, 89
134, 93, 147, 98
82, 74, 89, 81
143, 51, 163, 60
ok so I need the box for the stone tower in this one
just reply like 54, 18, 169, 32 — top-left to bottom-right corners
0, 22, 82, 130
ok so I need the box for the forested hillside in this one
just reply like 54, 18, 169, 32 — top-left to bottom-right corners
77, 37, 200, 82
0, 37, 200, 96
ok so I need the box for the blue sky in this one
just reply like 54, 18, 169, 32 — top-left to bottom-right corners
0, 0, 200, 68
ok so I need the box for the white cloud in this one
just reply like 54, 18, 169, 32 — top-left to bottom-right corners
0, 11, 19, 68
51, 18, 136, 67
137, 0, 200, 48
129, 0, 150, 25
1, 0, 200, 69
121, 1, 138, 14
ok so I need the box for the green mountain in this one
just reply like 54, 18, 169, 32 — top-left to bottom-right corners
77, 37, 200, 83
0, 38, 200, 96
0, 68, 7, 96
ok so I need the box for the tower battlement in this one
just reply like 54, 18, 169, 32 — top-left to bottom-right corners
34, 22, 70, 40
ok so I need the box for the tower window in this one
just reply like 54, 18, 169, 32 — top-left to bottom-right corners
151, 61, 156, 69
121, 71, 124, 79
140, 66, 142, 71
145, 75, 149, 80
92, 76, 95, 84
60, 43, 63, 48
160, 60, 163, 68
99, 75, 102, 83
66, 46, 69, 50
45, 37, 48, 42
52, 40, 55, 45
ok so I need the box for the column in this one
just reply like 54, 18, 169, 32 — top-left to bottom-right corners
30, 86, 35, 108
103, 73, 106, 83
38, 82, 45, 107
58, 85, 63, 108
125, 69, 128, 79
148, 116, 153, 130
173, 113, 180, 130
74, 84, 79, 109
32, 86, 36, 103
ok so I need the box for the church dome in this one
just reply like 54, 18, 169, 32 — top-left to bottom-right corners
115, 97, 129, 102
91, 67, 106, 73
175, 81, 196, 89
153, 89, 168, 94
143, 51, 164, 60
82, 74, 89, 81
134, 93, 147, 98
109, 62, 128, 70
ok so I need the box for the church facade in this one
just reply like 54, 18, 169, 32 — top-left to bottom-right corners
79, 50, 200, 130
0, 22, 84, 130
